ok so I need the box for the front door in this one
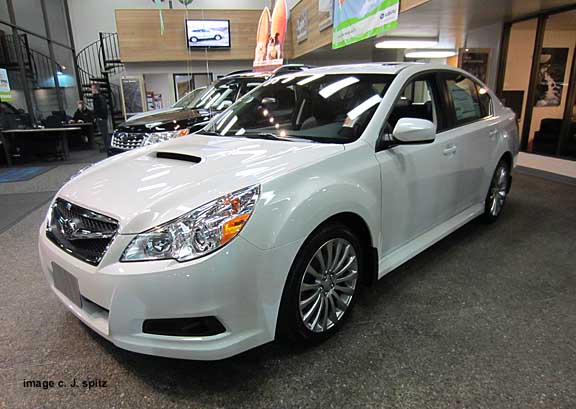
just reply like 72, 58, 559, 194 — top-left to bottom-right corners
375, 74, 461, 258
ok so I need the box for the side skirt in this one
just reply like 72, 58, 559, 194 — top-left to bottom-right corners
377, 203, 485, 279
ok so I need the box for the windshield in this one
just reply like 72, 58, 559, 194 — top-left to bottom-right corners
204, 73, 394, 143
172, 76, 267, 111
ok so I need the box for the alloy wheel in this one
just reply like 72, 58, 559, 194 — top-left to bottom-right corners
488, 165, 509, 217
298, 238, 358, 333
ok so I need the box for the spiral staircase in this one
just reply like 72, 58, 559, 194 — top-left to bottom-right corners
75, 33, 125, 127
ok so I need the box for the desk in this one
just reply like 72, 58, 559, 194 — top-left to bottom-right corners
63, 123, 96, 149
1, 127, 81, 166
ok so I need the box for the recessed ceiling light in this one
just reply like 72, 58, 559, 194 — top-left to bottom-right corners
375, 38, 438, 49
405, 49, 457, 59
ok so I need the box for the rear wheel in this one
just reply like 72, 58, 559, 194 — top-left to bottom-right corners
190, 36, 198, 43
214, 34, 222, 41
482, 158, 510, 223
277, 223, 364, 342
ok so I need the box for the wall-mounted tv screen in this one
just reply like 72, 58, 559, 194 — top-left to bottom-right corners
186, 19, 231, 49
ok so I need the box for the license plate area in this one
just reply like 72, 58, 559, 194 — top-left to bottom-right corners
51, 263, 82, 308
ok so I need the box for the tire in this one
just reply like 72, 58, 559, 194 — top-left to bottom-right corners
190, 37, 198, 43
481, 158, 511, 223
214, 35, 222, 41
276, 222, 365, 343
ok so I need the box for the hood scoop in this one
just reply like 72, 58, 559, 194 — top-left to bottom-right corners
156, 151, 202, 163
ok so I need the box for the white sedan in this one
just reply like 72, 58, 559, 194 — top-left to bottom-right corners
39, 63, 519, 360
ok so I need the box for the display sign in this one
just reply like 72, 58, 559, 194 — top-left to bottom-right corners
332, 0, 399, 49
186, 19, 231, 48
120, 76, 146, 118
253, 0, 288, 72
0, 68, 12, 102
318, 0, 334, 31
296, 9, 309, 43
459, 48, 490, 84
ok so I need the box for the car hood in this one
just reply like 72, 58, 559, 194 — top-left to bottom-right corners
58, 134, 344, 234
120, 107, 211, 128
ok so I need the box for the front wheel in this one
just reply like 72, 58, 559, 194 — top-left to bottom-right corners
214, 35, 222, 41
190, 36, 198, 43
277, 223, 364, 342
482, 158, 510, 223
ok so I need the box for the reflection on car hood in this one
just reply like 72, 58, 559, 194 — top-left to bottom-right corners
58, 134, 344, 234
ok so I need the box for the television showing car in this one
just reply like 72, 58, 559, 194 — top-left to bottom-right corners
186, 19, 230, 48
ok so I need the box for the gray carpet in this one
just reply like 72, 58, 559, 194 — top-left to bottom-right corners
1, 173, 575, 409
0, 191, 55, 233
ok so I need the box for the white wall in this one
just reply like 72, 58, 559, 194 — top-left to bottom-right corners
123, 60, 253, 107
464, 21, 504, 90
68, 0, 269, 51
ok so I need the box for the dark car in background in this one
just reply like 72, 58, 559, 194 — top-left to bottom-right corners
109, 65, 314, 155
109, 72, 270, 155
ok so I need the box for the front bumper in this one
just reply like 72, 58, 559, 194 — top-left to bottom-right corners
38, 227, 302, 360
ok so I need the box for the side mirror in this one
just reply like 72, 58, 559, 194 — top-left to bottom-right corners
392, 118, 436, 144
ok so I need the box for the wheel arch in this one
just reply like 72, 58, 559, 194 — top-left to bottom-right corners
298, 212, 379, 287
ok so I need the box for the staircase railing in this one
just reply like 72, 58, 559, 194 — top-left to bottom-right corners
1, 33, 63, 89
75, 32, 125, 127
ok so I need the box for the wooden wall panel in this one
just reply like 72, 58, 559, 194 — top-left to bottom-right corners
116, 9, 261, 62
287, 0, 431, 59
116, 1, 432, 63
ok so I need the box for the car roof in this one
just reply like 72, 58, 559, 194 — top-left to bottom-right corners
221, 72, 271, 80
289, 62, 458, 76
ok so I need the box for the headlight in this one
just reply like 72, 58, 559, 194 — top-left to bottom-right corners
142, 129, 189, 146
121, 184, 260, 262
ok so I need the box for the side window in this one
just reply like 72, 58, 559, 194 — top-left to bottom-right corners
475, 82, 492, 117
385, 77, 437, 134
445, 74, 482, 124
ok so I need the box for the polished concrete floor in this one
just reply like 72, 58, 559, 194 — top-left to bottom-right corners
1, 163, 575, 409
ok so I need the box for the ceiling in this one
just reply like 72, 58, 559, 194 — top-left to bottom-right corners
296, 0, 576, 61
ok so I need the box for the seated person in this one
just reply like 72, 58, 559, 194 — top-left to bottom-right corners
70, 100, 94, 124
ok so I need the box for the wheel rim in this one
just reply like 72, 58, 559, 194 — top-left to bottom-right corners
489, 165, 509, 217
298, 238, 358, 333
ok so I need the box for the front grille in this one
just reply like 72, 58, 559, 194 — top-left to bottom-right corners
111, 132, 145, 150
46, 198, 119, 266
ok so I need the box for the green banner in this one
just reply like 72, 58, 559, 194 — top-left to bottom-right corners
332, 0, 399, 49
0, 68, 11, 102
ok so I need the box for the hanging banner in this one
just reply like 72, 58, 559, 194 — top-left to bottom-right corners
332, 0, 399, 49
0, 68, 12, 102
253, 0, 288, 72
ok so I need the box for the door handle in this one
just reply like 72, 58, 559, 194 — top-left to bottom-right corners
489, 129, 499, 139
443, 144, 457, 156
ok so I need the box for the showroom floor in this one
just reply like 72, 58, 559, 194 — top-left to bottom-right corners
1, 162, 575, 409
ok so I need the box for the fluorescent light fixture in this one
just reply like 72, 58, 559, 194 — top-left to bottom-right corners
405, 49, 457, 59
319, 76, 359, 99
220, 115, 238, 135
347, 94, 382, 120
375, 38, 438, 49
297, 74, 325, 86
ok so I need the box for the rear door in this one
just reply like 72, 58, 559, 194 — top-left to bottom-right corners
440, 73, 500, 208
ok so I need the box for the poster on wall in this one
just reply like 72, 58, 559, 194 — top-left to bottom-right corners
0, 68, 12, 102
318, 0, 334, 31
120, 76, 146, 118
332, 0, 399, 49
535, 48, 568, 107
253, 0, 288, 72
458, 48, 490, 84
296, 9, 309, 43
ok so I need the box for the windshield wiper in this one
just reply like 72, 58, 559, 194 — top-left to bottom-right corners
200, 130, 221, 136
242, 132, 314, 143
